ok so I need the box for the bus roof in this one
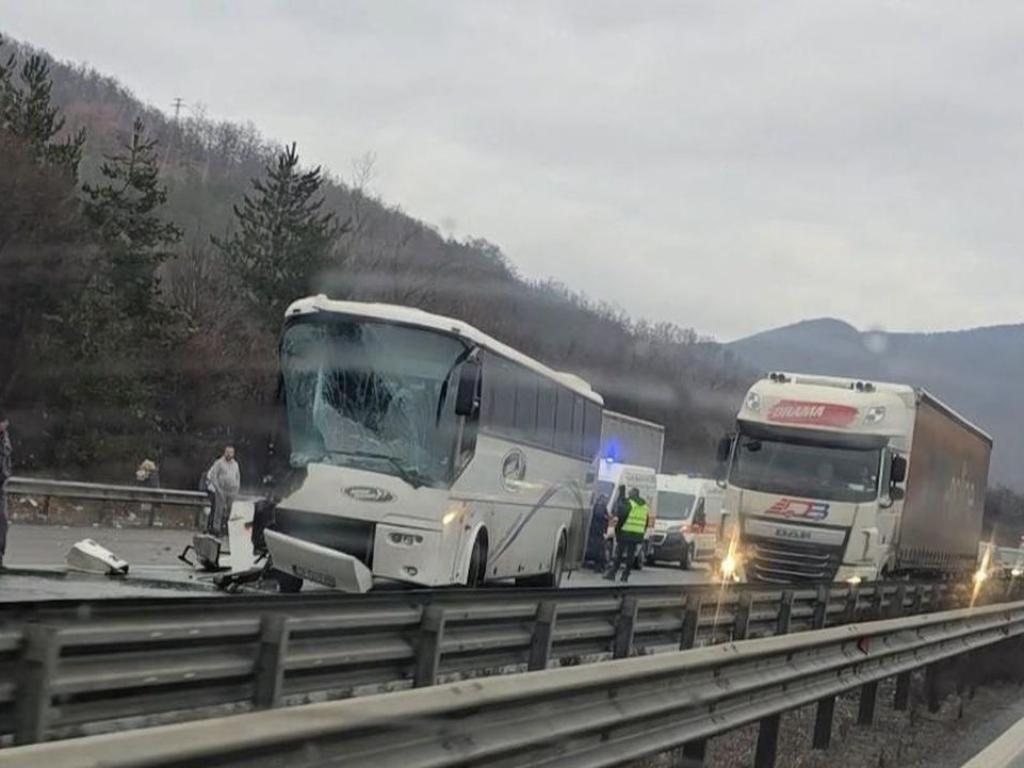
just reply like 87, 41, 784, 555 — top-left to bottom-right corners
285, 295, 604, 404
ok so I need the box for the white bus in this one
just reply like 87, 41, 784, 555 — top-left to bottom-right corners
263, 296, 604, 592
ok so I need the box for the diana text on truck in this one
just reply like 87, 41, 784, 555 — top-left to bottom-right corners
714, 372, 993, 585
261, 296, 605, 593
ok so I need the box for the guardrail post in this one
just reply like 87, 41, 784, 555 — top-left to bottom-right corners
812, 694, 836, 749
812, 586, 829, 629
679, 594, 703, 650
733, 592, 753, 641
843, 584, 860, 623
870, 586, 885, 619
858, 680, 879, 725
776, 590, 794, 635
613, 595, 639, 659
254, 615, 290, 709
15, 624, 61, 745
414, 605, 446, 687
754, 713, 781, 768
893, 670, 912, 711
528, 601, 558, 671
889, 583, 907, 619
908, 584, 925, 615
925, 662, 942, 713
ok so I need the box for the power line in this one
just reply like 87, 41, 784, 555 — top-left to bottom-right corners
171, 97, 185, 121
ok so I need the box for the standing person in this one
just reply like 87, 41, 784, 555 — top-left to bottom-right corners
0, 413, 10, 568
585, 494, 609, 572
604, 487, 650, 583
205, 445, 240, 538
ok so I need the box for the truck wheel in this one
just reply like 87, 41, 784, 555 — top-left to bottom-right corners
679, 544, 692, 571
273, 568, 303, 594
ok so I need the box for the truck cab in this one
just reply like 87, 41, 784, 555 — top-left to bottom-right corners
652, 475, 722, 569
716, 372, 990, 585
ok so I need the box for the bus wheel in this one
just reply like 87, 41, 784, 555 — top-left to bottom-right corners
273, 568, 303, 594
467, 534, 488, 587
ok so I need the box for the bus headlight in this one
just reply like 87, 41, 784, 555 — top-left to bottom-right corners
1013, 567, 1024, 578
442, 509, 459, 526
973, 567, 988, 584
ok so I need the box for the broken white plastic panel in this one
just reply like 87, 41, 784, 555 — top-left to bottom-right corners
226, 499, 257, 572
66, 539, 130, 575
265, 529, 373, 593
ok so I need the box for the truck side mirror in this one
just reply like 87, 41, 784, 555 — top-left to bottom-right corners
890, 454, 907, 484
890, 486, 905, 501
716, 435, 732, 463
455, 360, 481, 417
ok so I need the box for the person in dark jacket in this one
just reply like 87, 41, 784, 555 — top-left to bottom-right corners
585, 494, 609, 572
0, 412, 10, 567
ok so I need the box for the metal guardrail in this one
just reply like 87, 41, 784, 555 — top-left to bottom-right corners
0, 576, 1004, 746
6, 598, 1024, 768
3, 476, 208, 507
962, 713, 1024, 768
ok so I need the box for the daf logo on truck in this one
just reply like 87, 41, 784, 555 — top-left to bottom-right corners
765, 498, 830, 521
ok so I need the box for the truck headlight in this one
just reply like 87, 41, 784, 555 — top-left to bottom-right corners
721, 552, 741, 581
744, 392, 761, 412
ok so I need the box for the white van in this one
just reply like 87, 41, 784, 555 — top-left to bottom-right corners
652, 475, 723, 569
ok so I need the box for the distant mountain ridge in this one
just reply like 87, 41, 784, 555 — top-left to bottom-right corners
728, 318, 1024, 489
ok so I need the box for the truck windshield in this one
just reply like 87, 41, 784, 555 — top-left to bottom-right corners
280, 318, 468, 488
729, 433, 881, 503
656, 491, 697, 520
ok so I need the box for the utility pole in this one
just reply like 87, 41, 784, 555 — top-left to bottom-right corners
171, 97, 185, 121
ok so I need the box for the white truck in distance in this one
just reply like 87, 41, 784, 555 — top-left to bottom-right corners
716, 372, 992, 584
595, 411, 665, 564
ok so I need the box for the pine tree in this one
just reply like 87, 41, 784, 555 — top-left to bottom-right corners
0, 35, 84, 175
82, 117, 182, 323
213, 142, 342, 328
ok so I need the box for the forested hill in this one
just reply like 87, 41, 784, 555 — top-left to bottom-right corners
0, 34, 750, 485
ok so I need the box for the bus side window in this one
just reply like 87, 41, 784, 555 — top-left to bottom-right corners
583, 401, 601, 460
571, 395, 585, 457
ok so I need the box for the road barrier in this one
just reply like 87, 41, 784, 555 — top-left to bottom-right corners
0, 576, 1008, 746
3, 476, 209, 527
5, 598, 1024, 768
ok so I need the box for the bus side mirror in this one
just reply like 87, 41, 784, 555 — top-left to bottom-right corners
890, 454, 907, 484
716, 435, 732, 463
455, 360, 481, 417
890, 486, 905, 502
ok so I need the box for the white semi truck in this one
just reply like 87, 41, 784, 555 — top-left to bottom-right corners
716, 372, 992, 584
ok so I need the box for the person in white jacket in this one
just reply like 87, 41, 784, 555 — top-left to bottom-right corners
205, 445, 240, 537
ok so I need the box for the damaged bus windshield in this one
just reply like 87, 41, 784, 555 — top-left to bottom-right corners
280, 318, 470, 487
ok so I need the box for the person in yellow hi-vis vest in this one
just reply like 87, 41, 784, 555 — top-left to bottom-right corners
604, 488, 650, 583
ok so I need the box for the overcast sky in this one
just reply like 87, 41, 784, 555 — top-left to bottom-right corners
3, 1, 1023, 340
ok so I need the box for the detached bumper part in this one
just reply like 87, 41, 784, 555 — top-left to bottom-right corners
265, 529, 374, 593
66, 539, 130, 575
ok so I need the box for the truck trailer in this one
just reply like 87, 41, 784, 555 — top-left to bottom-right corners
717, 372, 992, 584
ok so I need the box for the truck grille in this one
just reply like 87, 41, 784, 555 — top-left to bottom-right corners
745, 536, 842, 583
271, 509, 375, 567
